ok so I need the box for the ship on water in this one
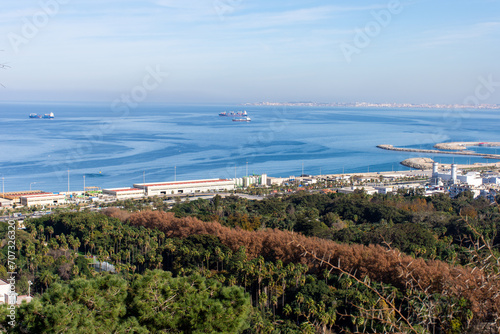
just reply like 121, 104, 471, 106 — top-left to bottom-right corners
232, 116, 251, 122
219, 110, 247, 117
29, 112, 54, 119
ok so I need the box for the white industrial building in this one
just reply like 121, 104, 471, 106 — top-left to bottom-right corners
0, 280, 10, 304
429, 162, 500, 200
0, 198, 12, 207
301, 178, 317, 185
375, 186, 393, 194
431, 163, 483, 187
449, 184, 481, 198
20, 193, 66, 207
338, 186, 378, 195
483, 176, 500, 185
380, 174, 406, 181
233, 174, 268, 188
133, 179, 235, 196
102, 188, 145, 200
0, 279, 32, 305
480, 188, 498, 202
265, 176, 289, 186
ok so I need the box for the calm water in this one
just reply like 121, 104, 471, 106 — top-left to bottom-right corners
1, 102, 499, 192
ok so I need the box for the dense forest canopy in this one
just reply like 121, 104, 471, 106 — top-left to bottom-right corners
1, 191, 499, 333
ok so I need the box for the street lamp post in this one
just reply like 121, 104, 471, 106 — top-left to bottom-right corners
30, 182, 37, 191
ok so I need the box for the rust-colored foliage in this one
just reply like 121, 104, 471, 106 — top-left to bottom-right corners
460, 206, 478, 219
393, 198, 435, 212
102, 207, 131, 222
109, 209, 499, 321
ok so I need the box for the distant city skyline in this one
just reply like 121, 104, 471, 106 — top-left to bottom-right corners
245, 101, 500, 109
1, 0, 499, 105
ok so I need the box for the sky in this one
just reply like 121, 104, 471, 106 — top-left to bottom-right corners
0, 0, 499, 104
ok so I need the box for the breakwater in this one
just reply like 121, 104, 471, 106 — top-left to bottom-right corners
377, 145, 500, 160
433, 142, 500, 150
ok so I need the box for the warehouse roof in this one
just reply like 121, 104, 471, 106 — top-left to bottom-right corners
136, 179, 231, 187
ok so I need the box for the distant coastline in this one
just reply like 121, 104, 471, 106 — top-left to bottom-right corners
243, 101, 500, 110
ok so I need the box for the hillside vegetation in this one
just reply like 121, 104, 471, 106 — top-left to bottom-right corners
1, 191, 499, 333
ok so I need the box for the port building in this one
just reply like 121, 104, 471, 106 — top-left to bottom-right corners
1, 190, 45, 205
0, 198, 12, 207
233, 174, 267, 188
430, 163, 483, 187
133, 179, 234, 196
20, 193, 66, 207
102, 188, 145, 200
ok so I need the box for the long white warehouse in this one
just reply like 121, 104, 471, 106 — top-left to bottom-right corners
133, 179, 235, 196
20, 193, 66, 207
102, 188, 145, 199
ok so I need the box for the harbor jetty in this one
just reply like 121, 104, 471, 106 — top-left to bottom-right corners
377, 143, 500, 160
433, 142, 500, 150
401, 158, 434, 170
401, 157, 500, 171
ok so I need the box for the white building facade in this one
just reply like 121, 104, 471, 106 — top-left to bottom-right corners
102, 188, 145, 200
133, 179, 235, 196
20, 193, 66, 207
0, 280, 10, 304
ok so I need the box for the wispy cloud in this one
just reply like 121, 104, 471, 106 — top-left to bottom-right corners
154, 0, 210, 10
328, 4, 394, 12
2, 0, 499, 103
419, 21, 500, 47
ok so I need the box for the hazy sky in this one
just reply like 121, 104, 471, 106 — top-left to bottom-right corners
1, 0, 499, 104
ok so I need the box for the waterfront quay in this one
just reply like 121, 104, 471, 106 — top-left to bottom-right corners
0, 169, 431, 211
2, 153, 500, 214
377, 143, 500, 160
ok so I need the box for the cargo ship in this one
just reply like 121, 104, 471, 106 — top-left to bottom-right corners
219, 111, 247, 117
232, 116, 251, 122
236, 110, 247, 116
29, 112, 54, 119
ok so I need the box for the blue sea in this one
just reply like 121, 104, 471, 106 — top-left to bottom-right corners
1, 102, 500, 193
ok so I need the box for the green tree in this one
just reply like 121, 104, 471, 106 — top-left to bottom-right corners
131, 270, 251, 333
5, 275, 146, 334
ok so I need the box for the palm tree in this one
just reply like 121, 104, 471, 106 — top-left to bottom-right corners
136, 254, 145, 272
157, 231, 165, 248
37, 225, 44, 241
83, 235, 90, 253
215, 247, 226, 271
88, 221, 96, 239
72, 237, 81, 254
46, 226, 54, 241
33, 253, 42, 276
38, 270, 57, 293
124, 250, 131, 264
203, 250, 211, 270
25, 242, 36, 275
116, 231, 123, 254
